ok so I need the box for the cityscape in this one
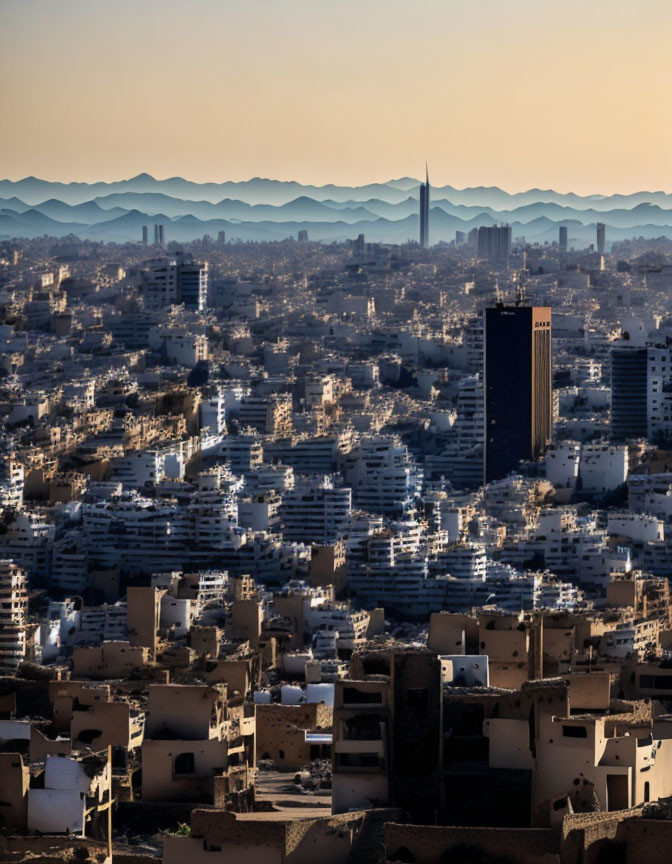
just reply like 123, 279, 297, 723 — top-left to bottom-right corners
3, 2, 672, 863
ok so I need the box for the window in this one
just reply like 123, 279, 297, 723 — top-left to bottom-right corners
562, 725, 588, 738
174, 752, 195, 775
337, 752, 380, 769
343, 687, 382, 705
640, 675, 672, 691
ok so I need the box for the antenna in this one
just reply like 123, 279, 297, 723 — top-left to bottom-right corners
495, 279, 503, 307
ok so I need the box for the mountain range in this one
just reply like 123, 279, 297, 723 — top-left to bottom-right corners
2, 174, 672, 246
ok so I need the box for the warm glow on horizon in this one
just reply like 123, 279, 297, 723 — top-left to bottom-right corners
2, 0, 671, 194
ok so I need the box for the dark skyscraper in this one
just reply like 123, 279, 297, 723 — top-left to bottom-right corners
419, 164, 430, 248
484, 305, 552, 483
610, 347, 648, 441
596, 222, 606, 255
559, 225, 568, 253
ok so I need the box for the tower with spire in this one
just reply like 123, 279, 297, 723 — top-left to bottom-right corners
419, 163, 430, 248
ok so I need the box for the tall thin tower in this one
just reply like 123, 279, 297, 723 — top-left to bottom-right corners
419, 164, 430, 248
596, 222, 606, 255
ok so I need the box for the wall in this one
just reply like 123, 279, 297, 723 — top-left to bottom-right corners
484, 718, 535, 770
255, 703, 332, 770
50, 681, 111, 733
385, 823, 559, 864
141, 738, 227, 802
231, 600, 262, 648
428, 612, 478, 654
127, 586, 162, 650
70, 699, 135, 750
146, 684, 221, 739
164, 809, 372, 864
163, 836, 281, 864
205, 659, 251, 696
30, 725, 71, 759
72, 643, 149, 678
27, 788, 85, 834
565, 672, 611, 711
0, 752, 29, 830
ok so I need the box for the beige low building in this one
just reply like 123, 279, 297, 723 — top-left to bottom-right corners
141, 684, 254, 804
163, 807, 395, 864
483, 678, 672, 827
256, 702, 332, 770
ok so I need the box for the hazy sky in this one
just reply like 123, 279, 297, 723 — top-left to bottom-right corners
2, 0, 671, 192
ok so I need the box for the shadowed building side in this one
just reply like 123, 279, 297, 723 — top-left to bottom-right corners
485, 305, 552, 483
419, 164, 430, 248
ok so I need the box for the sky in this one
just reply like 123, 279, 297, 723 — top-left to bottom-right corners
2, 0, 671, 193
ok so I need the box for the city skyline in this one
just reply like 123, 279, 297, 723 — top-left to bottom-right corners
7, 2, 672, 860
3, 0, 672, 193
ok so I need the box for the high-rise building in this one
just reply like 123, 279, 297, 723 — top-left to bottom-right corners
610, 347, 647, 441
419, 164, 430, 248
610, 346, 672, 443
217, 230, 226, 245
142, 225, 148, 245
455, 231, 466, 247
154, 224, 160, 245
484, 305, 552, 483
298, 229, 308, 243
158, 224, 165, 247
0, 559, 29, 672
559, 226, 568, 253
596, 222, 606, 255
142, 252, 208, 310
176, 251, 208, 311
477, 225, 512, 261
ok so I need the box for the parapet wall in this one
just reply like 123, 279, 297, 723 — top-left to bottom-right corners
384, 823, 559, 864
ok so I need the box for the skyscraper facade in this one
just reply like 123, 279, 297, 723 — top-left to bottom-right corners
596, 222, 606, 255
609, 346, 672, 444
177, 254, 209, 312
559, 226, 568, 253
477, 225, 512, 261
484, 305, 552, 482
419, 165, 430, 248
610, 347, 647, 441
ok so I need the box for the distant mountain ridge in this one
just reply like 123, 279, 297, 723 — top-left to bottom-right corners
3, 173, 672, 208
2, 173, 672, 245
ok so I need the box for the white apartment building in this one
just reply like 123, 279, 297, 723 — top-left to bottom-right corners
280, 479, 352, 543
580, 443, 628, 493
76, 603, 128, 644
342, 436, 422, 517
